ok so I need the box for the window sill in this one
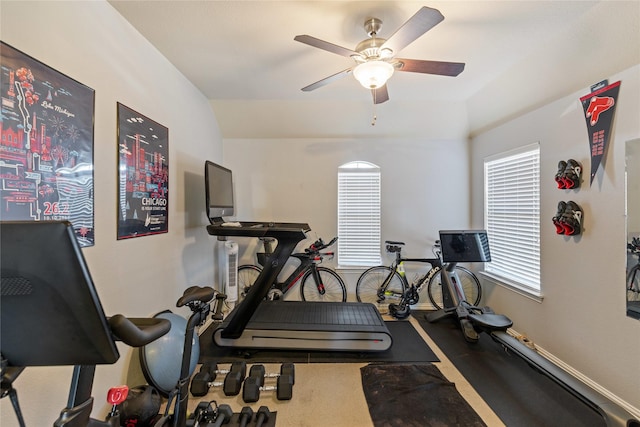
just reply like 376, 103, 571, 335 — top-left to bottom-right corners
479, 271, 544, 303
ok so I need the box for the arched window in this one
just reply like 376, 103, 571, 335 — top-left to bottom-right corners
337, 161, 381, 266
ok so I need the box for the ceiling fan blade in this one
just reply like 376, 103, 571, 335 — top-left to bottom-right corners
395, 58, 465, 76
301, 68, 353, 92
380, 7, 444, 55
372, 85, 389, 104
294, 35, 360, 58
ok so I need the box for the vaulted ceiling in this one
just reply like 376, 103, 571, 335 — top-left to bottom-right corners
109, 1, 639, 139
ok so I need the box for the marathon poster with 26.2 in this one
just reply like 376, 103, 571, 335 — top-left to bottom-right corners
116, 103, 169, 240
0, 42, 96, 247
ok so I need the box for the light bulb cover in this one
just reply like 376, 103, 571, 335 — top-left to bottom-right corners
353, 61, 394, 89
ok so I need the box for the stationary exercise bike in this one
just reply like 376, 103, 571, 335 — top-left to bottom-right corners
0, 221, 171, 427
141, 285, 226, 427
425, 229, 512, 342
426, 229, 640, 427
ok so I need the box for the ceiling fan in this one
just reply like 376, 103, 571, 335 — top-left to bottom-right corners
294, 6, 465, 104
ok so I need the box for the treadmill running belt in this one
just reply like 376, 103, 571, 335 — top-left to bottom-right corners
213, 301, 392, 352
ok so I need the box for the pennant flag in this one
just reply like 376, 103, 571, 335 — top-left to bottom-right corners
580, 80, 621, 185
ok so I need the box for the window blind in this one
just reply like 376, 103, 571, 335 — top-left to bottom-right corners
484, 144, 540, 292
337, 167, 381, 266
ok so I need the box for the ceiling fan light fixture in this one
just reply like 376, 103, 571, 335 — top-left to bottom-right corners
353, 60, 394, 89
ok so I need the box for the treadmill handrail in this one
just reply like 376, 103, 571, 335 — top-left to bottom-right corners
206, 222, 310, 338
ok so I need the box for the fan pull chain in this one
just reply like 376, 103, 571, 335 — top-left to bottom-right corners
371, 90, 377, 126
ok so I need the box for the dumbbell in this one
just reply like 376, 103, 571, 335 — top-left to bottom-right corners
190, 361, 246, 396
238, 407, 253, 427
249, 363, 295, 386
255, 406, 271, 427
185, 401, 216, 427
242, 364, 294, 403
211, 404, 233, 427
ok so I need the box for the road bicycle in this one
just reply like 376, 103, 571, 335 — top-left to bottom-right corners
238, 236, 347, 302
627, 236, 640, 302
356, 239, 481, 319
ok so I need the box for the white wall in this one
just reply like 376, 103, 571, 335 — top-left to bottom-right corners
1, 1, 222, 425
470, 65, 640, 412
222, 137, 470, 297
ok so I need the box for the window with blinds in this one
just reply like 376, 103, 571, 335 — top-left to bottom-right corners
337, 162, 381, 267
484, 144, 541, 295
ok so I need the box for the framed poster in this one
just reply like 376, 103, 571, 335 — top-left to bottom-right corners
0, 42, 95, 246
117, 103, 169, 239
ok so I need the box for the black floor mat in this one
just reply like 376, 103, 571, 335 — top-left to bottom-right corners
198, 320, 439, 364
361, 363, 486, 427
413, 311, 606, 427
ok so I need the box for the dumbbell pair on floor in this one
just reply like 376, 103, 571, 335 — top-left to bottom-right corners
242, 364, 295, 403
187, 402, 271, 427
191, 361, 247, 397
190, 361, 295, 403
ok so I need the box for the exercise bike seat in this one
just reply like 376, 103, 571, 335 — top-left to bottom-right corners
467, 312, 513, 331
177, 285, 215, 307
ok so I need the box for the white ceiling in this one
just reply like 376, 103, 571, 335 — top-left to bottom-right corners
108, 1, 639, 139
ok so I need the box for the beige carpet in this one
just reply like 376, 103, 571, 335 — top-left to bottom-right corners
186, 316, 504, 426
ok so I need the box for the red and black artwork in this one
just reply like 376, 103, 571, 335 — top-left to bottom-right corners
580, 80, 621, 186
0, 42, 95, 246
116, 103, 169, 240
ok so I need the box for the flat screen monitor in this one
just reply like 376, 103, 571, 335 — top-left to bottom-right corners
0, 220, 119, 366
205, 160, 234, 223
439, 230, 491, 263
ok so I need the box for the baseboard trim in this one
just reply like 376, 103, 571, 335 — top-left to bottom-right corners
507, 328, 640, 421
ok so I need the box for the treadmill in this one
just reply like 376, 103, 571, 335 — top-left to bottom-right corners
207, 221, 392, 352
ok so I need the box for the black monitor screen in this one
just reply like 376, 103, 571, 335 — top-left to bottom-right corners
439, 230, 491, 263
0, 221, 119, 366
205, 160, 234, 222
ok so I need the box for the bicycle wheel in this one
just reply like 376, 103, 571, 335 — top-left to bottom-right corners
300, 267, 347, 302
356, 266, 406, 311
427, 266, 482, 309
627, 265, 640, 302
237, 264, 262, 302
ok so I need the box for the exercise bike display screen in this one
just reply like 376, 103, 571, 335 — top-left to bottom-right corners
0, 220, 119, 366
439, 230, 491, 263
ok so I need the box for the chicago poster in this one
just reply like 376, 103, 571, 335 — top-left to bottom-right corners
117, 103, 168, 239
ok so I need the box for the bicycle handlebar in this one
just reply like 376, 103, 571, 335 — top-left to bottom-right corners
306, 236, 338, 253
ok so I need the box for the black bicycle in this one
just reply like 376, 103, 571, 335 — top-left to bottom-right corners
356, 240, 482, 318
238, 237, 347, 302
627, 236, 640, 302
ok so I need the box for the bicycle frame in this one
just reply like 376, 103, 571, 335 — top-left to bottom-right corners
377, 243, 441, 300
627, 238, 640, 293
274, 253, 327, 295
252, 236, 338, 299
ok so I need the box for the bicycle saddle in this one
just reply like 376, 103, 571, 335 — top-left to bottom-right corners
177, 285, 216, 307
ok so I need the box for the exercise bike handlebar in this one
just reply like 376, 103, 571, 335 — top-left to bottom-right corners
107, 315, 171, 348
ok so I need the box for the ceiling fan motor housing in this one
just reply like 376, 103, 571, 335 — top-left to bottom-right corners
294, 6, 465, 104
